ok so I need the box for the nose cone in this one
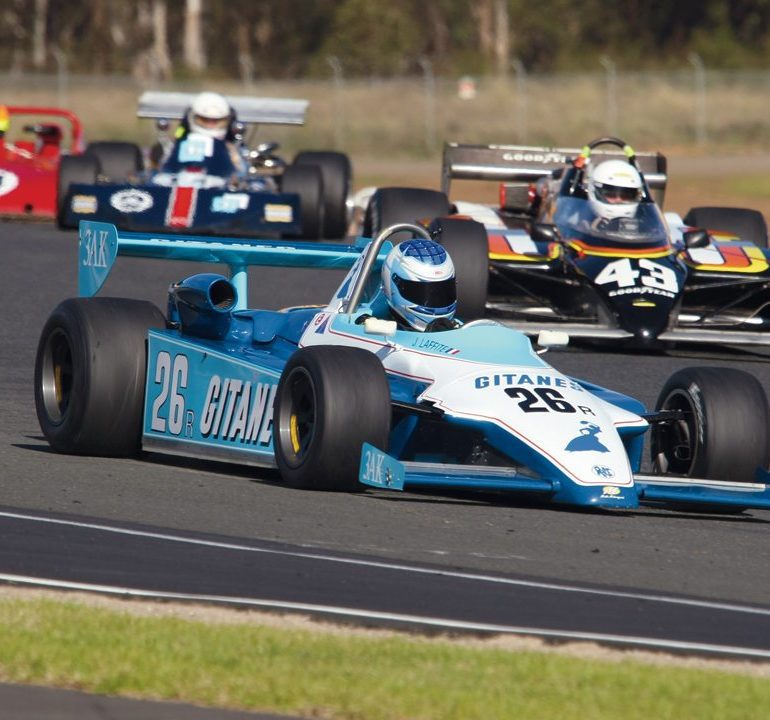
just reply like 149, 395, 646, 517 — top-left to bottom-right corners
552, 479, 640, 508
613, 296, 674, 346
632, 324, 664, 348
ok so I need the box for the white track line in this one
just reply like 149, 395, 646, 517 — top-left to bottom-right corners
1, 510, 769, 617
2, 573, 769, 660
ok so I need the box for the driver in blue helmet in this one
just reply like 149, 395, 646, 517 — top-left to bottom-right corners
380, 238, 459, 331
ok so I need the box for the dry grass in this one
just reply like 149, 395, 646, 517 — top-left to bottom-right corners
6, 73, 770, 223
6, 70, 770, 156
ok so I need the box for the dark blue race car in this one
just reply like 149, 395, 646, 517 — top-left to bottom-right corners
57, 92, 351, 240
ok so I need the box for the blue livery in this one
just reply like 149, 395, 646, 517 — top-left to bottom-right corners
31, 219, 770, 514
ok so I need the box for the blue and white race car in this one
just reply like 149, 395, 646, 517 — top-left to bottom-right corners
33, 220, 770, 512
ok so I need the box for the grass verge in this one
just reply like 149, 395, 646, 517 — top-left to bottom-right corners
1, 591, 768, 719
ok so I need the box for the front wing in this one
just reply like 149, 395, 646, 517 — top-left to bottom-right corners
62, 182, 301, 236
485, 313, 770, 347
359, 444, 770, 511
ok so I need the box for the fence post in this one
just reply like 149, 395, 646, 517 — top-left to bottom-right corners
51, 47, 68, 107
688, 52, 707, 146
599, 55, 617, 136
418, 57, 436, 153
326, 56, 343, 150
512, 58, 527, 143
239, 53, 254, 90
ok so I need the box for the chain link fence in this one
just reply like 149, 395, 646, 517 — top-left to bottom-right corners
4, 67, 770, 157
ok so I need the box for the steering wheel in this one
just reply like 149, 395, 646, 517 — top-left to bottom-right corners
578, 136, 639, 170
572, 136, 651, 201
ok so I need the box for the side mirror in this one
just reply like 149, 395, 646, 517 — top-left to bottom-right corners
683, 228, 710, 249
255, 141, 279, 155
531, 222, 560, 243
364, 317, 397, 337
536, 329, 569, 354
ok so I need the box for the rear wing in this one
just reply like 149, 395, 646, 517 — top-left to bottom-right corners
137, 91, 308, 126
78, 221, 370, 310
441, 142, 668, 204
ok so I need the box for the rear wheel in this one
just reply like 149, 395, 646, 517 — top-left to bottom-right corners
85, 141, 144, 182
273, 346, 391, 490
429, 217, 489, 320
281, 164, 324, 240
35, 297, 166, 456
56, 154, 100, 228
364, 187, 451, 242
683, 206, 768, 248
294, 151, 352, 239
651, 366, 770, 481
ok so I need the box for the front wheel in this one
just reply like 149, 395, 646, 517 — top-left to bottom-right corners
273, 346, 391, 490
363, 187, 451, 242
682, 206, 768, 248
35, 297, 166, 456
293, 151, 352, 239
651, 366, 770, 481
85, 141, 144, 182
281, 164, 324, 240
429, 217, 489, 321
57, 154, 100, 229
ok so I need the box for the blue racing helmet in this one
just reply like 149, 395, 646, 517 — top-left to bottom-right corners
381, 238, 456, 331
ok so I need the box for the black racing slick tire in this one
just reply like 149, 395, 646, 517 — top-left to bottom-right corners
35, 297, 166, 457
281, 164, 324, 240
363, 187, 451, 242
56, 154, 100, 229
85, 141, 144, 182
683, 206, 768, 248
429, 216, 489, 321
273, 346, 391, 491
294, 151, 352, 239
651, 366, 770, 481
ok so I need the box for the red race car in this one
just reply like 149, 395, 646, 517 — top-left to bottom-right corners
0, 105, 85, 218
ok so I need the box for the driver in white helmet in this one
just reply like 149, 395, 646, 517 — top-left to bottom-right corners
184, 91, 233, 141
587, 159, 643, 221
152, 91, 248, 184
380, 238, 459, 331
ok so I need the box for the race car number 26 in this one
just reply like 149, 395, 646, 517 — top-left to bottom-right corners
505, 387, 576, 413
150, 351, 189, 434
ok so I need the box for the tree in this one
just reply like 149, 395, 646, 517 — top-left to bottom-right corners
493, 0, 509, 74
318, 0, 423, 76
183, 0, 206, 73
152, 0, 171, 80
32, 0, 49, 69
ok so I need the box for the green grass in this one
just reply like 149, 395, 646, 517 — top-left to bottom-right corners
1, 594, 768, 719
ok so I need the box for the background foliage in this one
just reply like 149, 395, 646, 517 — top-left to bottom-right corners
4, 0, 770, 80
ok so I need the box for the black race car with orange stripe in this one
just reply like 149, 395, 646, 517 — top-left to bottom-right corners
362, 137, 770, 350
57, 92, 351, 240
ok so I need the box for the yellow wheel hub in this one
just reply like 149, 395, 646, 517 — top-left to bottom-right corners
289, 414, 300, 454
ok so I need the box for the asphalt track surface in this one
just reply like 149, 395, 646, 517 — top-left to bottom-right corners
2, 222, 770, 713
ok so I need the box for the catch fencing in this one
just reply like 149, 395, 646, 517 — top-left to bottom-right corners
3, 66, 770, 156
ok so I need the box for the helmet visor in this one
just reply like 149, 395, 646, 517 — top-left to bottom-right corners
393, 275, 456, 309
595, 183, 640, 204
193, 114, 229, 130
